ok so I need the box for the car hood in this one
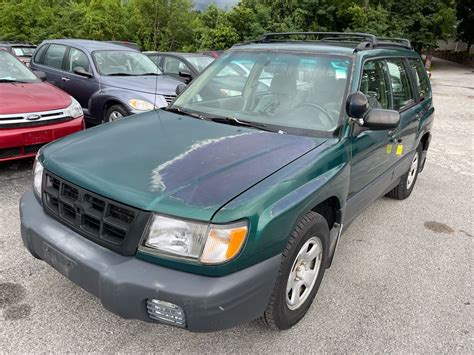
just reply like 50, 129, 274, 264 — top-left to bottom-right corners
42, 110, 326, 221
100, 75, 181, 96
0, 82, 71, 115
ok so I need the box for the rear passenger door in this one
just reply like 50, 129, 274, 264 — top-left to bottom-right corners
36, 44, 68, 89
62, 47, 99, 110
385, 59, 418, 171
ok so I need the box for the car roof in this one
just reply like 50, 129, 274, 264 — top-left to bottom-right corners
144, 51, 210, 58
40, 39, 138, 52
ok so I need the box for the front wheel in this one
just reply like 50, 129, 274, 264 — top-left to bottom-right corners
105, 104, 128, 123
261, 211, 329, 330
386, 144, 422, 200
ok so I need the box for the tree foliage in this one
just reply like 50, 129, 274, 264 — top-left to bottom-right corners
0, 0, 464, 53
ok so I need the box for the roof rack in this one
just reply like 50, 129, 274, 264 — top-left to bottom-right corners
252, 32, 412, 51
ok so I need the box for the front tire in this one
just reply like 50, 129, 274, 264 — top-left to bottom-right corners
261, 211, 329, 330
105, 104, 128, 123
387, 144, 422, 200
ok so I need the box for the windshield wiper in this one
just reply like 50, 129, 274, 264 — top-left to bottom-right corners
204, 115, 279, 133
137, 72, 161, 76
166, 106, 204, 119
107, 73, 135, 76
0, 79, 27, 83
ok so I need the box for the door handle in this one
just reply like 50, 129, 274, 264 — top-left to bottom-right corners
61, 77, 70, 82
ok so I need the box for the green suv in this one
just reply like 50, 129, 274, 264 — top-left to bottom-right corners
20, 32, 434, 332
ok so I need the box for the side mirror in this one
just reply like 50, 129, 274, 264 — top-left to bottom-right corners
346, 91, 369, 118
73, 67, 93, 78
363, 109, 400, 130
175, 83, 187, 96
33, 70, 47, 81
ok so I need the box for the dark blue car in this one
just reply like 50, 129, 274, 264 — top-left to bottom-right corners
30, 39, 182, 124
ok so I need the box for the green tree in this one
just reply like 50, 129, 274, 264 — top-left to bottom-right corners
456, 0, 474, 53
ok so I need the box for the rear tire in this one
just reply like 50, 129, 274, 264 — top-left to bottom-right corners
261, 211, 329, 330
105, 104, 128, 122
386, 144, 422, 200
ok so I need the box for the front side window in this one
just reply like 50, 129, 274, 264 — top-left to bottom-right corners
172, 51, 351, 134
67, 48, 91, 73
360, 60, 390, 109
92, 50, 162, 76
0, 51, 39, 82
43, 44, 67, 70
163, 57, 189, 75
386, 59, 414, 111
408, 58, 431, 100
147, 54, 163, 69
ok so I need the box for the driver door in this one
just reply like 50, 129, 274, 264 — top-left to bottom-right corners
347, 59, 394, 220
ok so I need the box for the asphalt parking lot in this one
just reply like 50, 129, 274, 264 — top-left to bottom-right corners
0, 58, 472, 352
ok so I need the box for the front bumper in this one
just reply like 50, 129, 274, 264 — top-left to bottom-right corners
0, 117, 84, 162
20, 191, 280, 332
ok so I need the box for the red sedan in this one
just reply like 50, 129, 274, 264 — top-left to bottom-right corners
0, 51, 84, 162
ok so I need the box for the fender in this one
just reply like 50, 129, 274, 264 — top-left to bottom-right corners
212, 138, 351, 272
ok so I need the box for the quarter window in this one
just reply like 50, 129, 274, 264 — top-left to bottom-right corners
33, 44, 48, 64
67, 48, 91, 73
408, 58, 431, 100
43, 44, 67, 70
386, 59, 414, 111
360, 60, 390, 109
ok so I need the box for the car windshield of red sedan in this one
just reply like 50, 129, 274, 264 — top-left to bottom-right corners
92, 50, 162, 76
0, 51, 39, 83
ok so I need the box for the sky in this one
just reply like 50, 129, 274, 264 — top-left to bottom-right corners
194, 0, 239, 10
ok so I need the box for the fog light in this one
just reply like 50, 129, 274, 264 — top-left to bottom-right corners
146, 299, 186, 327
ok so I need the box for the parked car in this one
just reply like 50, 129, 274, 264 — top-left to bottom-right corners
144, 52, 214, 83
0, 51, 84, 162
20, 32, 434, 332
0, 41, 37, 67
30, 39, 182, 124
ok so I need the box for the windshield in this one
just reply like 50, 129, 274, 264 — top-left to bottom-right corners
0, 51, 39, 82
12, 46, 36, 57
92, 50, 162, 76
172, 51, 351, 134
183, 55, 214, 72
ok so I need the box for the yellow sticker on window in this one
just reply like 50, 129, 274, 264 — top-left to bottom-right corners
396, 144, 403, 156
386, 144, 393, 154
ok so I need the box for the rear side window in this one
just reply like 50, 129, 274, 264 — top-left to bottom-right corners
360, 60, 390, 109
408, 58, 431, 100
386, 59, 414, 111
33, 44, 48, 64
43, 44, 67, 70
67, 47, 91, 73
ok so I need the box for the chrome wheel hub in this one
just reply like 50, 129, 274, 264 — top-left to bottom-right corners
406, 152, 419, 189
110, 111, 123, 121
286, 237, 323, 310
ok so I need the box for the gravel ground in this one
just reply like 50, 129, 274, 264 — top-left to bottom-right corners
0, 57, 472, 353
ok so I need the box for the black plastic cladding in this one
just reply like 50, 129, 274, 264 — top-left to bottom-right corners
41, 170, 151, 256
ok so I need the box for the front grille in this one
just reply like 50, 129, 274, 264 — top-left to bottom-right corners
0, 116, 74, 129
42, 171, 150, 256
24, 143, 46, 155
0, 147, 21, 159
163, 95, 176, 105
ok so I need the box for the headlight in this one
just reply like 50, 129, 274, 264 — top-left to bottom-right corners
128, 99, 155, 111
33, 155, 44, 198
143, 215, 248, 264
65, 97, 83, 118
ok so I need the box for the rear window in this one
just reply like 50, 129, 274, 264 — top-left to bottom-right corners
43, 44, 67, 70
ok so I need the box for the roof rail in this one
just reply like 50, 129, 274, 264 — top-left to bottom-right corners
252, 32, 413, 51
